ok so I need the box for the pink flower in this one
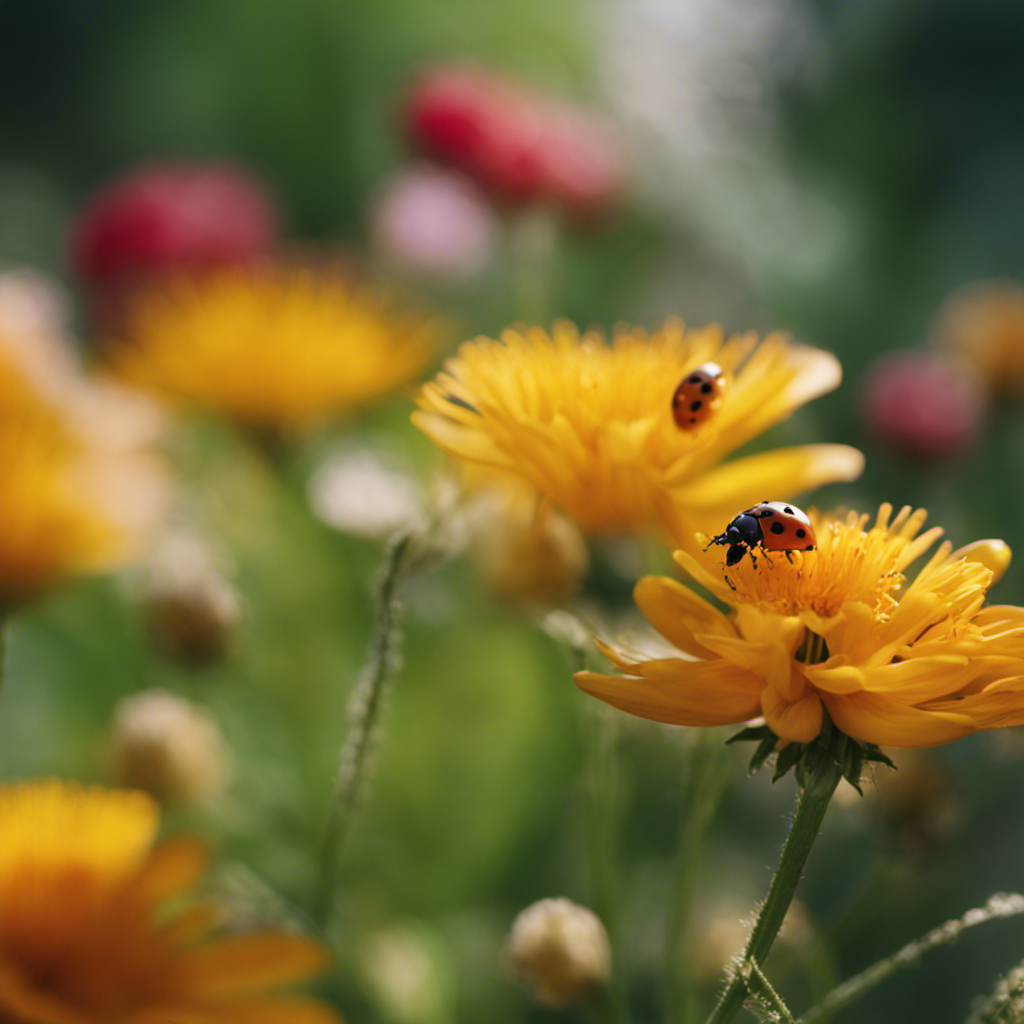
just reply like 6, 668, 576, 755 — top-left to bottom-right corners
861, 350, 985, 460
405, 66, 624, 219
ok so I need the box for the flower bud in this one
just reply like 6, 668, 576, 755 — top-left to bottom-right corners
108, 689, 229, 804
860, 349, 985, 460
503, 898, 611, 1007
143, 534, 242, 668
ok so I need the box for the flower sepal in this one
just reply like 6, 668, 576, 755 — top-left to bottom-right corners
727, 716, 896, 795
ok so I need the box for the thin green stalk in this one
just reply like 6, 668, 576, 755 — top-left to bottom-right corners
318, 533, 415, 924
510, 208, 559, 324
742, 959, 796, 1024
704, 765, 842, 1024
799, 893, 1024, 1024
667, 731, 731, 1024
583, 705, 627, 1024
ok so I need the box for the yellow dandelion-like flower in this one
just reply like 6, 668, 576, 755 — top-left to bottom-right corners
576, 504, 1024, 749
413, 320, 862, 539
0, 779, 342, 1024
110, 266, 437, 435
0, 339, 166, 610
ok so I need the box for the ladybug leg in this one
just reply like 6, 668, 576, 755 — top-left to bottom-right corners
748, 549, 758, 570
785, 550, 795, 564
760, 549, 776, 568
723, 573, 737, 592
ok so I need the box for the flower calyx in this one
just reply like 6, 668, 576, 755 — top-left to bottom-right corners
727, 715, 896, 795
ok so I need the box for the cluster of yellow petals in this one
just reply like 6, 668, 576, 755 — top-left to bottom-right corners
413, 320, 862, 539
111, 266, 437, 435
0, 779, 342, 1024
0, 335, 165, 609
577, 505, 1024, 749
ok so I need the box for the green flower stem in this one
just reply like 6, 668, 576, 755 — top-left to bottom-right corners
704, 763, 842, 1024
318, 532, 415, 925
667, 731, 731, 1024
584, 705, 628, 1024
510, 207, 559, 324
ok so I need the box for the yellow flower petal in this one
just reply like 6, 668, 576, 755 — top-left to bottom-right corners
178, 934, 331, 999
761, 685, 823, 744
574, 663, 762, 727
633, 575, 736, 658
822, 691, 976, 748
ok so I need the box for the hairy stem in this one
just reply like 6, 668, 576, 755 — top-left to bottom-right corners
667, 731, 731, 1024
318, 533, 415, 923
704, 765, 841, 1024
800, 893, 1024, 1024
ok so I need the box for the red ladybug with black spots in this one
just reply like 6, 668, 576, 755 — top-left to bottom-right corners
672, 362, 726, 430
706, 501, 817, 567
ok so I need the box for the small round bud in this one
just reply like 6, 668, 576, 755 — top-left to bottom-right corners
108, 689, 229, 804
860, 349, 985, 460
503, 898, 611, 1007
143, 534, 242, 668
951, 538, 1012, 585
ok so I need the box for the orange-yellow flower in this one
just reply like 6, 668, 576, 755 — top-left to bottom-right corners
0, 332, 166, 609
576, 505, 1024, 749
413, 320, 862, 540
0, 779, 342, 1023
110, 266, 436, 435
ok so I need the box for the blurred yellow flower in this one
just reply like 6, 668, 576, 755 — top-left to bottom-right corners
0, 779, 342, 1023
0, 335, 166, 610
576, 504, 1024, 748
111, 266, 437, 435
413, 321, 862, 539
931, 280, 1024, 395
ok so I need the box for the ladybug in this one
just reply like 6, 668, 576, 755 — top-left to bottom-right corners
672, 361, 726, 430
706, 501, 817, 567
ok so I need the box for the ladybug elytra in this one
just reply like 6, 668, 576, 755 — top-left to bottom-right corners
672, 361, 726, 430
706, 501, 817, 567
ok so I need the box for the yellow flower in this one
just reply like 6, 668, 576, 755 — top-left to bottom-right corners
931, 280, 1024, 395
111, 266, 436, 435
0, 779, 342, 1023
0, 339, 166, 610
576, 504, 1024, 749
412, 320, 862, 539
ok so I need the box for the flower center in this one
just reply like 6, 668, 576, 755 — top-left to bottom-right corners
719, 512, 921, 621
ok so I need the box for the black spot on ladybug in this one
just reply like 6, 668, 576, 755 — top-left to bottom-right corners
770, 522, 785, 535
758, 509, 774, 517
701, 383, 713, 394
796, 528, 806, 538
805, 544, 814, 550
688, 375, 701, 384
784, 506, 793, 514
690, 401, 702, 412
689, 417, 697, 424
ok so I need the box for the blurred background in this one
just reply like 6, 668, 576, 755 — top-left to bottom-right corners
2, 1, 1024, 1021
